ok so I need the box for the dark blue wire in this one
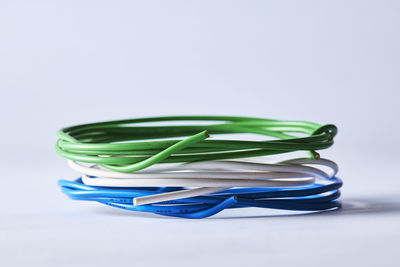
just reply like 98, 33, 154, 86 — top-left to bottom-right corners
58, 177, 342, 219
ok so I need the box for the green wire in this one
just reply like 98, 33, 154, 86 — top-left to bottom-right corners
55, 116, 337, 173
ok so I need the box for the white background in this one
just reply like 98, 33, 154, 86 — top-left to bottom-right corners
1, 1, 399, 266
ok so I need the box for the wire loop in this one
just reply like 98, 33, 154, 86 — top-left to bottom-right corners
56, 116, 341, 218
56, 116, 337, 172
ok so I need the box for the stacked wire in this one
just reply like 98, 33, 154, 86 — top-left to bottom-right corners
56, 116, 341, 218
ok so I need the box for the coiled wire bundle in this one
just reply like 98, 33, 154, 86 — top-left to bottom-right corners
56, 116, 341, 218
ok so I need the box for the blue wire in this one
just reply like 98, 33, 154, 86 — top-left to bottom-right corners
58, 177, 342, 219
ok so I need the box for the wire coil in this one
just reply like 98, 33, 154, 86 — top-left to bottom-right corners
58, 176, 342, 219
56, 116, 340, 218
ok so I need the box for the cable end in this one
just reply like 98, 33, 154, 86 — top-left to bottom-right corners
311, 150, 320, 159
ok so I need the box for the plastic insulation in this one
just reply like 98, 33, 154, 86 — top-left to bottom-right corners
56, 116, 341, 218
56, 116, 337, 172
59, 177, 342, 218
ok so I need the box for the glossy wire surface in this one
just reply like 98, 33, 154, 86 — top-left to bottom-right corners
56, 116, 340, 218
59, 177, 342, 219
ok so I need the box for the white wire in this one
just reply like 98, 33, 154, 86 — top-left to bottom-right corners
81, 174, 314, 187
67, 158, 338, 205
279, 158, 338, 176
68, 160, 331, 180
133, 187, 229, 205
